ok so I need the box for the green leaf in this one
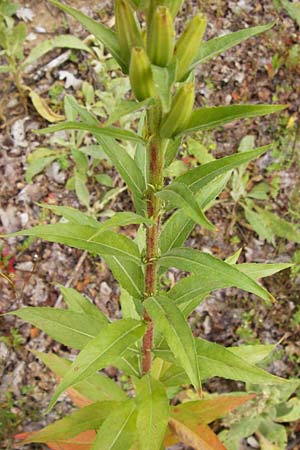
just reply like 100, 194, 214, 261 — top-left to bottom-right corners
159, 344, 276, 388
9, 307, 102, 349
106, 98, 153, 125
176, 146, 270, 193
0, 65, 11, 73
22, 35, 91, 69
160, 172, 231, 254
157, 339, 286, 386
32, 350, 127, 402
104, 256, 144, 299
25, 148, 61, 183
244, 206, 275, 244
276, 397, 300, 422
60, 286, 108, 322
156, 182, 214, 230
169, 261, 291, 317
9, 224, 141, 263
96, 212, 153, 231
191, 22, 275, 68
38, 203, 100, 228
64, 94, 99, 125
152, 61, 177, 112
91, 401, 137, 450
134, 112, 148, 184
75, 171, 90, 208
96, 137, 146, 213
280, 0, 300, 26
160, 248, 274, 305
36, 121, 144, 143
136, 375, 170, 450
41, 204, 151, 232
229, 344, 275, 365
255, 207, 300, 244
237, 263, 292, 280
145, 296, 201, 390
48, 319, 145, 410
195, 338, 286, 385
48, 0, 126, 71
95, 174, 114, 187
164, 136, 182, 167
21, 401, 122, 443
181, 105, 286, 136
120, 289, 141, 320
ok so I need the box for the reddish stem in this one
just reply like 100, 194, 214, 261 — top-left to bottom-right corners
142, 131, 164, 374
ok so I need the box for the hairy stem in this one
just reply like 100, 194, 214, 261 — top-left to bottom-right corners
142, 107, 165, 374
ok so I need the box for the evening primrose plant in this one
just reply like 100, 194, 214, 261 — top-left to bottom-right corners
6, 0, 295, 448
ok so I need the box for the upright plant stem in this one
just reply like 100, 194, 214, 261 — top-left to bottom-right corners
142, 106, 164, 374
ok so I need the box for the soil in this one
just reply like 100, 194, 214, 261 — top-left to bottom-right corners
0, 1, 300, 449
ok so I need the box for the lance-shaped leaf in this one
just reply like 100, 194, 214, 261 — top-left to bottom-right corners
190, 22, 275, 69
16, 430, 96, 450
158, 343, 277, 388
160, 172, 231, 254
9, 308, 102, 350
176, 145, 270, 192
22, 35, 91, 69
144, 296, 201, 390
48, 0, 126, 71
39, 203, 101, 228
166, 395, 254, 448
171, 395, 254, 425
8, 224, 141, 263
96, 136, 146, 213
32, 351, 127, 402
136, 375, 170, 450
60, 286, 108, 322
166, 420, 226, 450
237, 262, 292, 280
104, 256, 144, 299
156, 182, 214, 231
159, 248, 274, 304
195, 338, 287, 385
160, 146, 271, 253
168, 261, 291, 316
106, 98, 153, 125
91, 401, 137, 450
96, 212, 153, 231
20, 401, 122, 444
47, 319, 145, 410
179, 104, 286, 136
36, 121, 144, 144
120, 289, 141, 320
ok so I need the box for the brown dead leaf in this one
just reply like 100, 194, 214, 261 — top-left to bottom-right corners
29, 90, 65, 123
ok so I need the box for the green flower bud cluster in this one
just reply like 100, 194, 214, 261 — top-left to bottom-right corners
115, 0, 205, 134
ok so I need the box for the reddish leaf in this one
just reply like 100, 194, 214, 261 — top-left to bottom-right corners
168, 418, 225, 450
15, 430, 96, 450
164, 422, 227, 449
196, 424, 226, 450
171, 394, 254, 428
66, 387, 93, 408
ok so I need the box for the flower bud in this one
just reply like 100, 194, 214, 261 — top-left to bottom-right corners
129, 47, 156, 101
115, 0, 144, 68
174, 13, 207, 81
147, 6, 175, 67
169, 0, 184, 17
160, 83, 195, 138
147, 0, 183, 22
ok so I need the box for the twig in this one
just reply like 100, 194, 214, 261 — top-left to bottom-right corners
55, 250, 88, 307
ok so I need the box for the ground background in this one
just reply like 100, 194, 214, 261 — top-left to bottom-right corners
0, 0, 300, 449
